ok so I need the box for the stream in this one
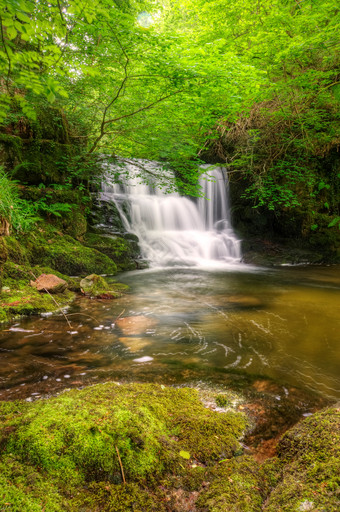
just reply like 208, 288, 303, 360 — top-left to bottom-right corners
1, 264, 339, 405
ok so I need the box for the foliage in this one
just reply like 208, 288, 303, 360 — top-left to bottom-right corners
0, 167, 39, 232
0, 0, 339, 226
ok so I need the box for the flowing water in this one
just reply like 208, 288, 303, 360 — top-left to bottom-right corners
0, 164, 339, 408
1, 265, 340, 404
101, 162, 241, 266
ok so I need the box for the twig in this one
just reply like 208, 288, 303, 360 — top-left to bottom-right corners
113, 309, 125, 323
115, 445, 126, 484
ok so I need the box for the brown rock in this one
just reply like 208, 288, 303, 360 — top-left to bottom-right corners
30, 273, 68, 293
116, 315, 157, 335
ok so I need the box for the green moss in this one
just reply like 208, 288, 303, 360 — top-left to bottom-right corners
3, 236, 29, 265
25, 230, 117, 276
0, 456, 65, 512
80, 274, 127, 298
84, 233, 139, 271
0, 384, 338, 511
215, 394, 232, 408
0, 236, 8, 264
197, 456, 264, 512
0, 284, 74, 322
0, 383, 247, 511
264, 407, 340, 511
61, 209, 87, 240
71, 482, 165, 512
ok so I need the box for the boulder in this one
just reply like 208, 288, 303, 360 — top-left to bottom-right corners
80, 274, 111, 298
30, 273, 68, 293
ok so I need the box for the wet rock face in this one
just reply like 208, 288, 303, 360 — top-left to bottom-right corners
30, 273, 68, 293
83, 233, 141, 271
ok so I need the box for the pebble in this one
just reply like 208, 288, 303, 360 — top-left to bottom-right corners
133, 356, 154, 363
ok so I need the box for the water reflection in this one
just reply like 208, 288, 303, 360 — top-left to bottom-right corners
0, 265, 340, 401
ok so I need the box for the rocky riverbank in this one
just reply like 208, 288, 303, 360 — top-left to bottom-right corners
0, 224, 135, 324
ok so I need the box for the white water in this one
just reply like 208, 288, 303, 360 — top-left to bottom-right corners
101, 161, 241, 267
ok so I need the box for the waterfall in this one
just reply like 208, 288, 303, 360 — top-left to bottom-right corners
100, 160, 242, 267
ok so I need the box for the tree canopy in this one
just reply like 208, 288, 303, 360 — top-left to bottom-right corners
0, 0, 339, 208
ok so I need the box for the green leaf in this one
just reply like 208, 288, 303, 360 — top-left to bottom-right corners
179, 450, 190, 459
16, 11, 31, 24
328, 217, 340, 228
7, 26, 17, 40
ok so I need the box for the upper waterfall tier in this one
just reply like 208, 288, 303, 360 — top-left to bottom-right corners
101, 161, 242, 267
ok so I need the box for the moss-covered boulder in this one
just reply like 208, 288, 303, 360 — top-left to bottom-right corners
25, 230, 117, 276
83, 233, 139, 271
2, 235, 29, 265
0, 383, 248, 511
264, 406, 340, 512
0, 382, 339, 511
80, 274, 128, 298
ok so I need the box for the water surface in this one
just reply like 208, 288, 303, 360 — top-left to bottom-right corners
1, 264, 339, 402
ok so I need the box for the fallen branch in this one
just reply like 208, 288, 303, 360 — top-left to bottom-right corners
115, 445, 126, 484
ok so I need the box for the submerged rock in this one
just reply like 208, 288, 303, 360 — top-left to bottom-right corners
116, 315, 157, 335
30, 273, 68, 293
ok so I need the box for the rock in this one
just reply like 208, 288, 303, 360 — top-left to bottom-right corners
30, 273, 68, 293
116, 315, 157, 335
80, 273, 121, 299
80, 274, 109, 296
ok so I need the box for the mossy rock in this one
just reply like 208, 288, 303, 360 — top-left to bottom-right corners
0, 383, 338, 511
2, 261, 81, 292
0, 236, 8, 264
2, 235, 29, 265
0, 284, 75, 322
263, 407, 340, 511
83, 233, 139, 271
26, 231, 117, 276
80, 274, 126, 298
0, 383, 247, 511
196, 456, 264, 512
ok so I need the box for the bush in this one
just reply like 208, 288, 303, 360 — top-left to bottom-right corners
0, 168, 39, 233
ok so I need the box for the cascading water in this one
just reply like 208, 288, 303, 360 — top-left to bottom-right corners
100, 161, 241, 267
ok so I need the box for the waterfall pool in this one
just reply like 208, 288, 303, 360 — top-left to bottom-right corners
1, 264, 339, 404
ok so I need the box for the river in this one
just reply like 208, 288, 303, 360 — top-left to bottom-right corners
1, 264, 339, 404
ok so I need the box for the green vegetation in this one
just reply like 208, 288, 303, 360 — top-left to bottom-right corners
0, 0, 338, 258
0, 383, 247, 511
0, 383, 338, 511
